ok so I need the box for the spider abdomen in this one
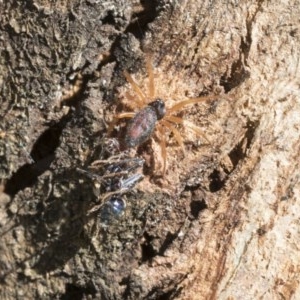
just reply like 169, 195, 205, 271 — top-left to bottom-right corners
125, 106, 157, 148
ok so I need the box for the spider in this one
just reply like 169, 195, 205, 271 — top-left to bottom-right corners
111, 55, 219, 176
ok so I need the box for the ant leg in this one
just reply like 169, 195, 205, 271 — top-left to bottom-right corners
165, 115, 211, 143
108, 112, 135, 134
88, 191, 117, 215
146, 54, 155, 99
160, 119, 185, 154
167, 95, 218, 114
124, 70, 147, 104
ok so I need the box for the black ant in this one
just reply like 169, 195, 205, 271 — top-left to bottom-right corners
77, 141, 144, 221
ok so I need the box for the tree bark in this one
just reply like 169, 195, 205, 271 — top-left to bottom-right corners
1, 0, 300, 299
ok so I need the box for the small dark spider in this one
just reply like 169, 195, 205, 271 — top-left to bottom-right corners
111, 55, 219, 176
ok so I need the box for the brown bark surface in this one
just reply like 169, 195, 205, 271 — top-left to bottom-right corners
1, 0, 300, 299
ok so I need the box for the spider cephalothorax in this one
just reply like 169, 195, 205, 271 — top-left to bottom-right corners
111, 56, 218, 176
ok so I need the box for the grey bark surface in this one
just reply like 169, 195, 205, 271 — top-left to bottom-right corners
1, 0, 300, 299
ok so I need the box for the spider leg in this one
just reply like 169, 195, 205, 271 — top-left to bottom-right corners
108, 112, 135, 134
156, 123, 167, 176
124, 70, 147, 104
146, 54, 155, 99
165, 115, 211, 143
160, 119, 185, 154
182, 120, 211, 143
125, 91, 144, 109
164, 115, 184, 124
167, 95, 218, 114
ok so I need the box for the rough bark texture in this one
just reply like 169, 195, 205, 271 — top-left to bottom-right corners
1, 0, 300, 299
